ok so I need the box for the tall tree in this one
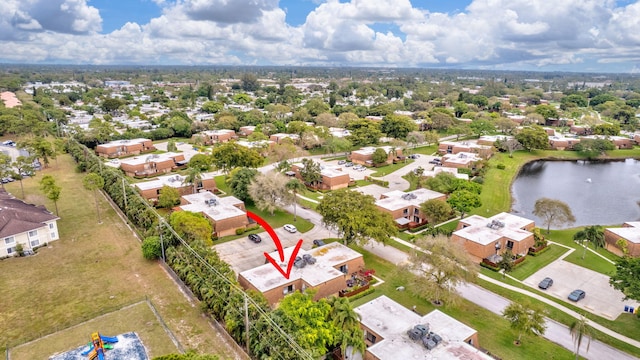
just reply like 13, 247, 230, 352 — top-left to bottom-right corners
0, 153, 12, 189
533, 198, 576, 234
447, 189, 482, 219
569, 316, 592, 360
183, 166, 203, 194
226, 167, 258, 201
497, 249, 515, 279
285, 178, 307, 222
405, 235, 478, 305
371, 148, 388, 165
298, 158, 322, 187
82, 172, 105, 224
169, 211, 213, 245
502, 301, 547, 345
317, 189, 397, 245
248, 171, 290, 216
39, 175, 61, 215
420, 199, 453, 225
610, 256, 640, 301
19, 136, 56, 168
380, 114, 417, 139
158, 185, 181, 208
573, 225, 605, 259
515, 126, 549, 151
328, 296, 365, 356
210, 142, 263, 173
12, 156, 35, 199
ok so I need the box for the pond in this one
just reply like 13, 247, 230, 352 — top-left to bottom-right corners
510, 158, 640, 229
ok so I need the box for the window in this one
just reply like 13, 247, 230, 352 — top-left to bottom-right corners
403, 209, 408, 215
339, 264, 348, 274
414, 208, 419, 215
283, 284, 294, 294
7, 247, 14, 254
4, 237, 15, 245
28, 230, 38, 238
365, 332, 377, 344
414, 216, 420, 223
30, 239, 39, 247
49, 223, 55, 229
506, 240, 514, 250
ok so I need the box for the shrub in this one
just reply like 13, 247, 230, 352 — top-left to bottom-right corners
346, 287, 375, 301
480, 261, 500, 272
472, 176, 484, 184
235, 228, 246, 235
497, 163, 506, 170
142, 236, 163, 260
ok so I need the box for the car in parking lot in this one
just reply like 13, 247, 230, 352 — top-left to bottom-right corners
313, 239, 326, 247
408, 154, 420, 159
568, 289, 586, 302
338, 160, 346, 165
538, 277, 553, 290
283, 224, 297, 233
345, 162, 353, 167
429, 158, 441, 164
248, 234, 262, 243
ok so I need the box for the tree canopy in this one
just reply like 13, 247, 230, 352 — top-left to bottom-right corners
515, 126, 549, 151
533, 197, 576, 234
447, 189, 482, 219
169, 211, 213, 245
210, 142, 263, 173
226, 167, 258, 201
317, 189, 397, 245
610, 256, 640, 301
248, 171, 290, 216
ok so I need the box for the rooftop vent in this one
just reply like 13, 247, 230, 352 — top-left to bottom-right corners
302, 254, 316, 265
294, 256, 307, 268
401, 193, 417, 201
486, 219, 505, 229
206, 198, 218, 206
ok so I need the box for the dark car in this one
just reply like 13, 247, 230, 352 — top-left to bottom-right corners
429, 158, 441, 164
538, 277, 553, 290
313, 239, 326, 247
248, 234, 262, 243
568, 289, 586, 302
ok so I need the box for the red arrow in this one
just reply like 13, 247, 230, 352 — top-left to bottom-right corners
247, 211, 303, 279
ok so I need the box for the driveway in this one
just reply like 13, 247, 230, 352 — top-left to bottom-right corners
523, 260, 640, 320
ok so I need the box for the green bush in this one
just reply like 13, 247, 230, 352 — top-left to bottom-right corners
472, 176, 484, 184
528, 245, 550, 256
235, 228, 246, 235
141, 236, 162, 260
497, 163, 506, 170
480, 261, 500, 272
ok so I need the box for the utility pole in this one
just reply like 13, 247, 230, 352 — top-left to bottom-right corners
122, 177, 127, 211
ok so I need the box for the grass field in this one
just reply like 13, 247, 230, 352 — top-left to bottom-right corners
0, 155, 241, 358
9, 301, 178, 360
509, 244, 570, 280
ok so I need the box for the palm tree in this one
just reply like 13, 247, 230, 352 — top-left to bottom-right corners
183, 166, 203, 194
285, 178, 306, 222
502, 301, 547, 345
329, 297, 365, 356
573, 225, 605, 259
569, 315, 592, 360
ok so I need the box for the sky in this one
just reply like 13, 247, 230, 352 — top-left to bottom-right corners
2, 0, 640, 73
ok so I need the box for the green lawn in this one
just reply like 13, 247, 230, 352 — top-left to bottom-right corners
408, 145, 438, 155
349, 246, 578, 360
510, 244, 570, 280
370, 159, 414, 177
214, 175, 230, 195
545, 229, 619, 275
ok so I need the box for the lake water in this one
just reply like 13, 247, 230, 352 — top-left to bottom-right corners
510, 158, 640, 228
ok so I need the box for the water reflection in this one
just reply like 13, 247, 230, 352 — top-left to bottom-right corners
511, 159, 640, 228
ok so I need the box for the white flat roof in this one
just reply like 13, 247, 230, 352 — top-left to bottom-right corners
355, 296, 491, 360
97, 138, 151, 149
607, 222, 640, 244
454, 213, 534, 245
200, 129, 235, 135
293, 162, 349, 179
352, 146, 396, 156
133, 172, 216, 191
376, 188, 445, 211
239, 242, 362, 292
179, 192, 246, 221
119, 152, 182, 166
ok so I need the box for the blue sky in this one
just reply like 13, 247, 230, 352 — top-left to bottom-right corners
2, 0, 640, 72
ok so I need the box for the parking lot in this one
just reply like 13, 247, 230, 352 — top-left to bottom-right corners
523, 259, 640, 320
213, 225, 328, 274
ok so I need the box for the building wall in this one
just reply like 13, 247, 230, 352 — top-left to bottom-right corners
212, 214, 249, 237
96, 140, 155, 158
454, 233, 535, 260
604, 229, 640, 257
613, 138, 633, 149
0, 221, 59, 257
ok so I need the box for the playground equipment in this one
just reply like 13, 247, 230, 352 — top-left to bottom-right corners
80, 332, 118, 360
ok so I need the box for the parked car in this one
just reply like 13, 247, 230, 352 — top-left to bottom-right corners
345, 162, 353, 167
283, 224, 297, 233
248, 234, 262, 243
313, 239, 326, 247
538, 277, 553, 290
429, 158, 441, 164
568, 289, 586, 302
408, 154, 420, 159
338, 160, 346, 165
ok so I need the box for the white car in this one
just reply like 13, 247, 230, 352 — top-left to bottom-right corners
283, 224, 297, 233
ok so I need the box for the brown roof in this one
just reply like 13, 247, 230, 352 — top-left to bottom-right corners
0, 189, 59, 238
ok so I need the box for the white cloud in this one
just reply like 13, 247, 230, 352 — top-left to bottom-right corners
1, 0, 640, 71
